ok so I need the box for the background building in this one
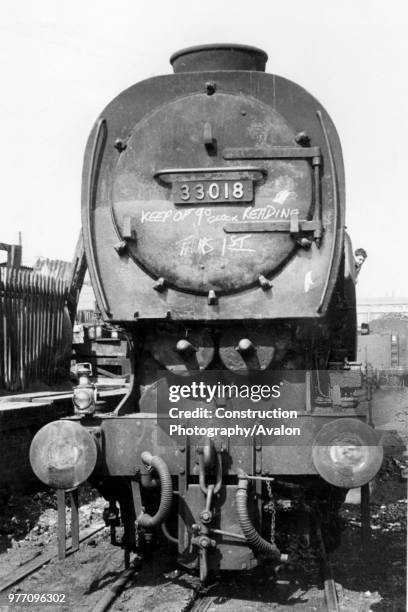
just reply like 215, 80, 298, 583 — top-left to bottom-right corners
357, 297, 408, 373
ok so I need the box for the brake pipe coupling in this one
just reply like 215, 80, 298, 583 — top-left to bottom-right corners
235, 471, 285, 561
137, 452, 173, 528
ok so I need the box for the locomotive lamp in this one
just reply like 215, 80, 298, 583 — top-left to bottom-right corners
29, 420, 97, 490
312, 418, 383, 488
72, 362, 97, 415
73, 387, 96, 414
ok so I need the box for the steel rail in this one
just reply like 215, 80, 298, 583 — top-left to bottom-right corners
89, 556, 142, 612
190, 595, 217, 612
315, 519, 340, 612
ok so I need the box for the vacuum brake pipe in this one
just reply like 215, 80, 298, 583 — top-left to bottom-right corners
137, 452, 173, 528
235, 474, 283, 560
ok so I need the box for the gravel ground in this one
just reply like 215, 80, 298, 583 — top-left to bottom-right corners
0, 485, 104, 558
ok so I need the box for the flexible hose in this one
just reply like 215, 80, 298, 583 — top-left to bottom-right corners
161, 521, 178, 545
138, 452, 173, 528
236, 478, 281, 559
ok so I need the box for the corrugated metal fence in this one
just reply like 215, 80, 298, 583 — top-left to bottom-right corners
0, 267, 69, 391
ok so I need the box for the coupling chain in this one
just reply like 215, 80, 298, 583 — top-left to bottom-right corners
266, 479, 276, 545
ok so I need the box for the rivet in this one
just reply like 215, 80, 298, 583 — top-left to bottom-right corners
256, 467, 262, 474
256, 445, 261, 452
295, 131, 310, 147
179, 446, 185, 453
179, 467, 185, 475
241, 110, 247, 116
114, 138, 127, 152
205, 81, 216, 95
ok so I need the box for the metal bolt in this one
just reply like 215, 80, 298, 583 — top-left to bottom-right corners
258, 275, 273, 290
205, 81, 216, 95
295, 131, 310, 147
114, 241, 127, 255
200, 510, 212, 523
179, 446, 185, 453
114, 138, 127, 152
153, 277, 166, 292
256, 445, 261, 452
299, 237, 312, 249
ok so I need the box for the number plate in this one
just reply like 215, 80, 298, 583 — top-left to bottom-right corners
172, 179, 253, 205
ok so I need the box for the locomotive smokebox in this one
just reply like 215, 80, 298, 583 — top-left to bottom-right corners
170, 43, 268, 73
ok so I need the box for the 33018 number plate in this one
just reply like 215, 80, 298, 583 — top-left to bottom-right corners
173, 180, 253, 205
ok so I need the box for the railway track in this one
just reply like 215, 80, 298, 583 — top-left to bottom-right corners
86, 552, 341, 612
86, 513, 342, 612
187, 572, 341, 612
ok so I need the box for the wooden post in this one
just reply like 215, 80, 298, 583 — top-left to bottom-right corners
57, 489, 67, 560
361, 483, 370, 552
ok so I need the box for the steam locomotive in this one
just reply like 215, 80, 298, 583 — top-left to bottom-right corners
30, 44, 383, 578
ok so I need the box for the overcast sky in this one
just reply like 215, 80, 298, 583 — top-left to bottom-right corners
1, 0, 407, 298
